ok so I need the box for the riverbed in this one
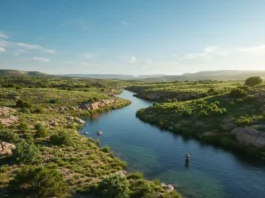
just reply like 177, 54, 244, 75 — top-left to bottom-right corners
79, 90, 265, 198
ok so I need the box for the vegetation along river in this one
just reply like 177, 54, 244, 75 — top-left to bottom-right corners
79, 90, 265, 198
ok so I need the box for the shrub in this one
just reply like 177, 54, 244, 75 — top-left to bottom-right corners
18, 122, 29, 133
229, 88, 247, 98
49, 99, 58, 104
33, 107, 44, 114
13, 140, 40, 164
199, 110, 208, 116
0, 120, 4, 129
245, 76, 263, 87
8, 166, 68, 197
50, 131, 72, 146
127, 171, 144, 180
0, 129, 18, 142
96, 174, 130, 198
130, 179, 154, 198
35, 124, 48, 137
101, 146, 111, 153
235, 116, 253, 126
16, 99, 31, 108
182, 109, 192, 117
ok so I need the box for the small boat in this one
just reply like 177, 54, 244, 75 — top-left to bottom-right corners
97, 131, 103, 135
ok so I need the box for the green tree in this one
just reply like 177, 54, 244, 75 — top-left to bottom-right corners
50, 131, 72, 146
0, 129, 18, 142
245, 76, 263, 87
16, 99, 32, 108
13, 140, 40, 164
18, 122, 29, 133
96, 175, 130, 198
229, 88, 247, 98
8, 166, 68, 197
35, 123, 48, 137
0, 120, 4, 129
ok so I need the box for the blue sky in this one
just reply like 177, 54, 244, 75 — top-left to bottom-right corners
0, 0, 265, 75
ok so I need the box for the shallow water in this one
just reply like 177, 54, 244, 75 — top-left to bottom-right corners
79, 90, 265, 198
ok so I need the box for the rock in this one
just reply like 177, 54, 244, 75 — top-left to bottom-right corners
231, 127, 265, 148
260, 105, 265, 111
79, 103, 90, 110
0, 142, 16, 155
115, 170, 127, 177
50, 121, 58, 126
74, 118, 85, 124
66, 116, 74, 120
58, 107, 64, 112
221, 118, 236, 131
97, 131, 103, 135
161, 183, 175, 192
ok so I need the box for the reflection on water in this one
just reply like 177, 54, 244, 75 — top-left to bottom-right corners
79, 90, 265, 198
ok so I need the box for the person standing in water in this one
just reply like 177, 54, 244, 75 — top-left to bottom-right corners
185, 153, 190, 167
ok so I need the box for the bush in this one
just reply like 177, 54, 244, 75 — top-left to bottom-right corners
49, 99, 58, 104
50, 131, 72, 146
235, 116, 253, 126
13, 140, 40, 164
130, 179, 154, 198
0, 120, 4, 129
96, 175, 130, 198
101, 146, 111, 153
16, 99, 31, 108
33, 107, 44, 114
245, 76, 263, 87
0, 129, 18, 142
127, 171, 144, 180
8, 166, 68, 197
182, 109, 192, 117
229, 88, 247, 98
35, 124, 48, 137
18, 122, 29, 133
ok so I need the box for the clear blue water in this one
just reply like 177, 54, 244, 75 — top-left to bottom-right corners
79, 90, 265, 198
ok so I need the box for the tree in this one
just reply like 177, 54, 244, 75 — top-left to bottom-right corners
35, 123, 48, 137
18, 122, 29, 133
0, 129, 18, 142
13, 140, 40, 164
16, 99, 31, 108
229, 88, 247, 98
8, 166, 68, 197
50, 131, 72, 146
245, 76, 263, 87
96, 175, 130, 198
0, 120, 4, 129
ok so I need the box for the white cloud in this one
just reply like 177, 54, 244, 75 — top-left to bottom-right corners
18, 43, 43, 50
0, 31, 8, 39
84, 53, 94, 59
124, 56, 137, 63
0, 47, 6, 53
182, 46, 219, 60
14, 49, 29, 56
32, 57, 50, 62
237, 45, 265, 53
44, 49, 56, 54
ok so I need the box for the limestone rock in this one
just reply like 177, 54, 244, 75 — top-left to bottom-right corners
74, 118, 85, 124
0, 142, 16, 155
231, 127, 265, 148
50, 121, 58, 127
161, 183, 175, 192
115, 170, 127, 177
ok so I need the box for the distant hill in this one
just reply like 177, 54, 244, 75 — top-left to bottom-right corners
0, 69, 49, 77
140, 70, 265, 82
62, 74, 166, 80
1, 69, 265, 82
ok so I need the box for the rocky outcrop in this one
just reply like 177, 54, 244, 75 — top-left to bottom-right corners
74, 118, 85, 124
221, 118, 236, 131
115, 170, 127, 177
0, 106, 18, 126
161, 183, 175, 192
231, 127, 265, 148
0, 142, 16, 155
79, 98, 119, 111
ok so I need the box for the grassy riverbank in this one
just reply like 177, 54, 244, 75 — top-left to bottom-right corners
130, 78, 265, 159
0, 76, 181, 198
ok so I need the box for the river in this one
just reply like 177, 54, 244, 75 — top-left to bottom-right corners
79, 90, 265, 198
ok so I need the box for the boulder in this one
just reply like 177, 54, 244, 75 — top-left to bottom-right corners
115, 170, 127, 177
0, 142, 16, 155
50, 121, 58, 127
231, 127, 265, 148
74, 118, 85, 124
66, 116, 74, 120
79, 103, 90, 110
161, 183, 175, 192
